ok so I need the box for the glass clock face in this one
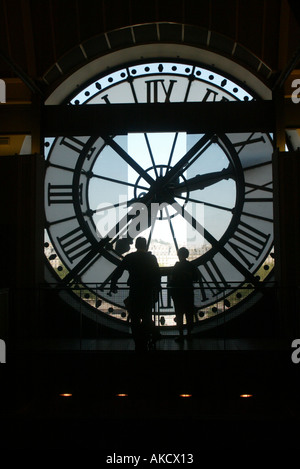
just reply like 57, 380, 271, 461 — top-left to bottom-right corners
44, 60, 274, 332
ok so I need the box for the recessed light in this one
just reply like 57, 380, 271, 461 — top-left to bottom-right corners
59, 393, 72, 397
240, 394, 253, 398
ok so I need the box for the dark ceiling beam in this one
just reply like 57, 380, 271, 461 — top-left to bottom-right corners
289, 0, 300, 27
20, 0, 37, 78
273, 0, 300, 91
273, 45, 300, 91
41, 101, 276, 137
2, 100, 299, 137
0, 49, 43, 97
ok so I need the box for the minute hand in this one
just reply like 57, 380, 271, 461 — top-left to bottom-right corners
172, 168, 233, 194
163, 132, 215, 185
101, 134, 155, 186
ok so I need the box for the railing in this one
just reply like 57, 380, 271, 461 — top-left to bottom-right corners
3, 280, 299, 350
38, 281, 271, 320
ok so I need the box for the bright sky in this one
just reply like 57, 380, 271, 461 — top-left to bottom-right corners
90, 131, 235, 254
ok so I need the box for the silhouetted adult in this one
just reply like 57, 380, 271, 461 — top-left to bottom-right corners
169, 247, 199, 341
110, 237, 161, 351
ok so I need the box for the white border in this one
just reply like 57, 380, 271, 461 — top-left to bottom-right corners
46, 43, 271, 104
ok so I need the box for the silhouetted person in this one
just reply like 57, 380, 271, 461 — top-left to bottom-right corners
110, 237, 161, 351
169, 247, 199, 341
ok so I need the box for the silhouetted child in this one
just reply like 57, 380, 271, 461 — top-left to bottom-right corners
169, 247, 199, 341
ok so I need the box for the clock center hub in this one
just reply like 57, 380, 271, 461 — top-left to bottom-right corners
134, 164, 189, 215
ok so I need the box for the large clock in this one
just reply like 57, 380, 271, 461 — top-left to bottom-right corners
44, 59, 274, 334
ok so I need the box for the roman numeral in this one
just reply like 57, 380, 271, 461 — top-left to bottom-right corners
57, 227, 91, 263
233, 134, 266, 154
47, 183, 83, 205
226, 220, 271, 270
145, 79, 177, 103
245, 181, 272, 196
202, 88, 229, 102
60, 137, 96, 160
101, 94, 111, 104
244, 181, 273, 203
60, 136, 85, 153
198, 258, 230, 302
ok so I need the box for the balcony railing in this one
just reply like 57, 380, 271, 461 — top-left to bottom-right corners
4, 280, 299, 349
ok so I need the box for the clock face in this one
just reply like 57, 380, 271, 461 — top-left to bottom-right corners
44, 60, 274, 333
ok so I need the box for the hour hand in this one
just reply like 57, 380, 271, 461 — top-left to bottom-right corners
171, 168, 233, 194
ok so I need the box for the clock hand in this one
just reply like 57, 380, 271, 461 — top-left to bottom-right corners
144, 133, 159, 178
166, 132, 179, 170
61, 191, 156, 284
172, 168, 233, 194
170, 196, 261, 285
169, 195, 217, 247
91, 171, 149, 191
162, 132, 215, 186
90, 196, 146, 216
101, 134, 155, 186
174, 193, 234, 213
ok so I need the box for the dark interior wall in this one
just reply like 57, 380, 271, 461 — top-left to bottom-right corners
0, 154, 44, 337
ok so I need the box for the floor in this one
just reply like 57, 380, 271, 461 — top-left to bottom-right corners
2, 334, 299, 451
9, 334, 291, 352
